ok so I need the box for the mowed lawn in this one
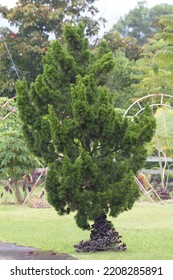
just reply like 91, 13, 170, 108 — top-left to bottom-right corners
0, 202, 173, 260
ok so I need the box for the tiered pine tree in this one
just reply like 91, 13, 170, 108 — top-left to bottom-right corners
16, 24, 155, 252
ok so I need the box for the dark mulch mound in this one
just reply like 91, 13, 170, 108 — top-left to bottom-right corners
74, 214, 126, 253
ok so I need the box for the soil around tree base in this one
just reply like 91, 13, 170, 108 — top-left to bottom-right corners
0, 242, 76, 260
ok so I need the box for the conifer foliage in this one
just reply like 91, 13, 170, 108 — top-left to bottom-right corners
16, 24, 155, 251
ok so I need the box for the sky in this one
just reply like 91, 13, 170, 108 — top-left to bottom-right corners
1, 0, 173, 35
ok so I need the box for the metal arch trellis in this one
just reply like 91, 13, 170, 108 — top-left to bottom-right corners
123, 93, 173, 204
123, 93, 173, 117
2, 94, 172, 121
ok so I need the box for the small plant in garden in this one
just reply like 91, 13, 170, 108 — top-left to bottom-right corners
16, 24, 155, 251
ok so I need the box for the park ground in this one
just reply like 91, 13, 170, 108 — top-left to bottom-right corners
0, 202, 173, 260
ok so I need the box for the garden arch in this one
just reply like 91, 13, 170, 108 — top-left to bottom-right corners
123, 93, 173, 117
123, 93, 173, 203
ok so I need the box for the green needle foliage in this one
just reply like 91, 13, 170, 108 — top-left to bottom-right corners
16, 24, 155, 247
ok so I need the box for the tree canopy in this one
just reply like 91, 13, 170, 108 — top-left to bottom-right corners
111, 1, 173, 45
155, 14, 173, 75
0, 0, 104, 98
0, 0, 102, 39
103, 31, 142, 61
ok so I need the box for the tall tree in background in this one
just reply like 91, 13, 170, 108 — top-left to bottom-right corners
130, 37, 173, 102
0, 0, 103, 97
112, 1, 173, 45
103, 31, 142, 61
106, 51, 137, 110
16, 24, 155, 251
0, 0, 102, 39
130, 13, 173, 102
102, 32, 142, 110
155, 14, 173, 77
0, 25, 48, 97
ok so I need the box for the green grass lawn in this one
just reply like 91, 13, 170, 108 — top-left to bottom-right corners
0, 202, 173, 260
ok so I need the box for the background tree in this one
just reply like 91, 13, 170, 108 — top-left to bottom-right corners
16, 24, 155, 251
130, 36, 173, 105
0, 28, 20, 98
0, 0, 102, 39
106, 51, 137, 110
0, 111, 38, 204
0, 25, 48, 98
102, 2, 173, 111
103, 31, 142, 61
112, 1, 173, 45
155, 14, 173, 79
147, 107, 173, 189
0, 129, 37, 204
0, 0, 104, 98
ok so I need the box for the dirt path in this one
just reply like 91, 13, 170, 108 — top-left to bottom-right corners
0, 242, 76, 260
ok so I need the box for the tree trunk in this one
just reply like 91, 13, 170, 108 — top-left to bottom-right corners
13, 179, 23, 204
158, 149, 165, 189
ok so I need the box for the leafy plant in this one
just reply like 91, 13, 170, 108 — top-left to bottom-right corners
155, 14, 173, 72
0, 121, 38, 204
149, 107, 173, 156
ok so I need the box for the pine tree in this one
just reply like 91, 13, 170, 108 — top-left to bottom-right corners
16, 24, 155, 251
